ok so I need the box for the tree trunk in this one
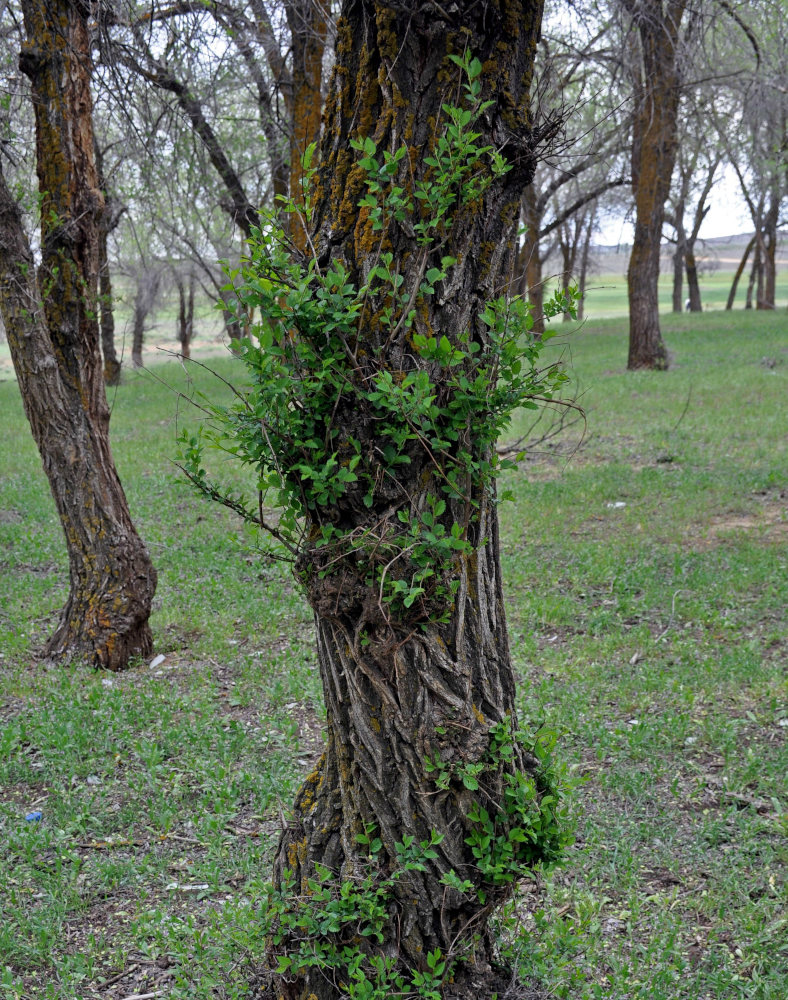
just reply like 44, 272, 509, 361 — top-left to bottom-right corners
131, 269, 161, 368
559, 216, 581, 321
671, 226, 686, 314
177, 272, 196, 359
726, 234, 755, 309
1, 0, 156, 670
685, 249, 702, 312
518, 184, 545, 335
98, 225, 122, 385
683, 162, 716, 315
95, 143, 123, 386
267, 3, 551, 997
760, 193, 779, 309
624, 0, 687, 370
285, 0, 329, 250
576, 207, 596, 321
745, 237, 762, 310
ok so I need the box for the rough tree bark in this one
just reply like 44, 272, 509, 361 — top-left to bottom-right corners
268, 2, 550, 998
623, 0, 687, 369
0, 0, 157, 670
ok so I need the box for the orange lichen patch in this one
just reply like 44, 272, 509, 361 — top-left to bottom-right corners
472, 703, 485, 725
286, 836, 307, 871
374, 6, 399, 62
297, 757, 325, 813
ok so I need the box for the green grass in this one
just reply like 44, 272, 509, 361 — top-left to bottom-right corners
1, 310, 787, 998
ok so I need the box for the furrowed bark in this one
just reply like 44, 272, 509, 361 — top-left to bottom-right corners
1, 0, 157, 670
269, 2, 549, 997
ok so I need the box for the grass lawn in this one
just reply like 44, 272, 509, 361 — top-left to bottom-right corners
0, 309, 786, 999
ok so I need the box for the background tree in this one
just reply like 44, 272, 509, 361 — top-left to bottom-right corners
722, 30, 787, 311
618, 0, 689, 369
517, 11, 629, 334
0, 0, 157, 669
665, 121, 720, 313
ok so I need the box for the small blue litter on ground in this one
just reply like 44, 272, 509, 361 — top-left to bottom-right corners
25, 811, 42, 823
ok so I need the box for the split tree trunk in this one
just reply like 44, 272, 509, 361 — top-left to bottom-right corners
624, 0, 687, 370
745, 237, 762, 310
726, 235, 755, 309
0, 0, 157, 670
270, 2, 548, 997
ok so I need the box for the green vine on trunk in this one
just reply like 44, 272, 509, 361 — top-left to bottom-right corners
428, 719, 572, 902
261, 719, 574, 998
176, 51, 577, 626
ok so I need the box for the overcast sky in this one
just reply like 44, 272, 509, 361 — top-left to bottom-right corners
597, 167, 754, 246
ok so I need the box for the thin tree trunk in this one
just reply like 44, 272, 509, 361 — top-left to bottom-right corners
559, 216, 581, 321
760, 194, 779, 309
576, 206, 596, 321
755, 243, 765, 309
131, 312, 144, 367
131, 269, 161, 368
726, 235, 755, 309
683, 162, 716, 314
745, 237, 762, 310
269, 3, 549, 996
519, 184, 545, 335
177, 272, 195, 358
95, 144, 123, 385
685, 249, 702, 312
98, 225, 122, 384
672, 227, 686, 314
2, 0, 156, 670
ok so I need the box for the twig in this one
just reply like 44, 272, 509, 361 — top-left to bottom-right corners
655, 589, 687, 642
75, 839, 141, 849
162, 832, 204, 845
671, 384, 693, 434
118, 991, 166, 1000
100, 964, 138, 988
